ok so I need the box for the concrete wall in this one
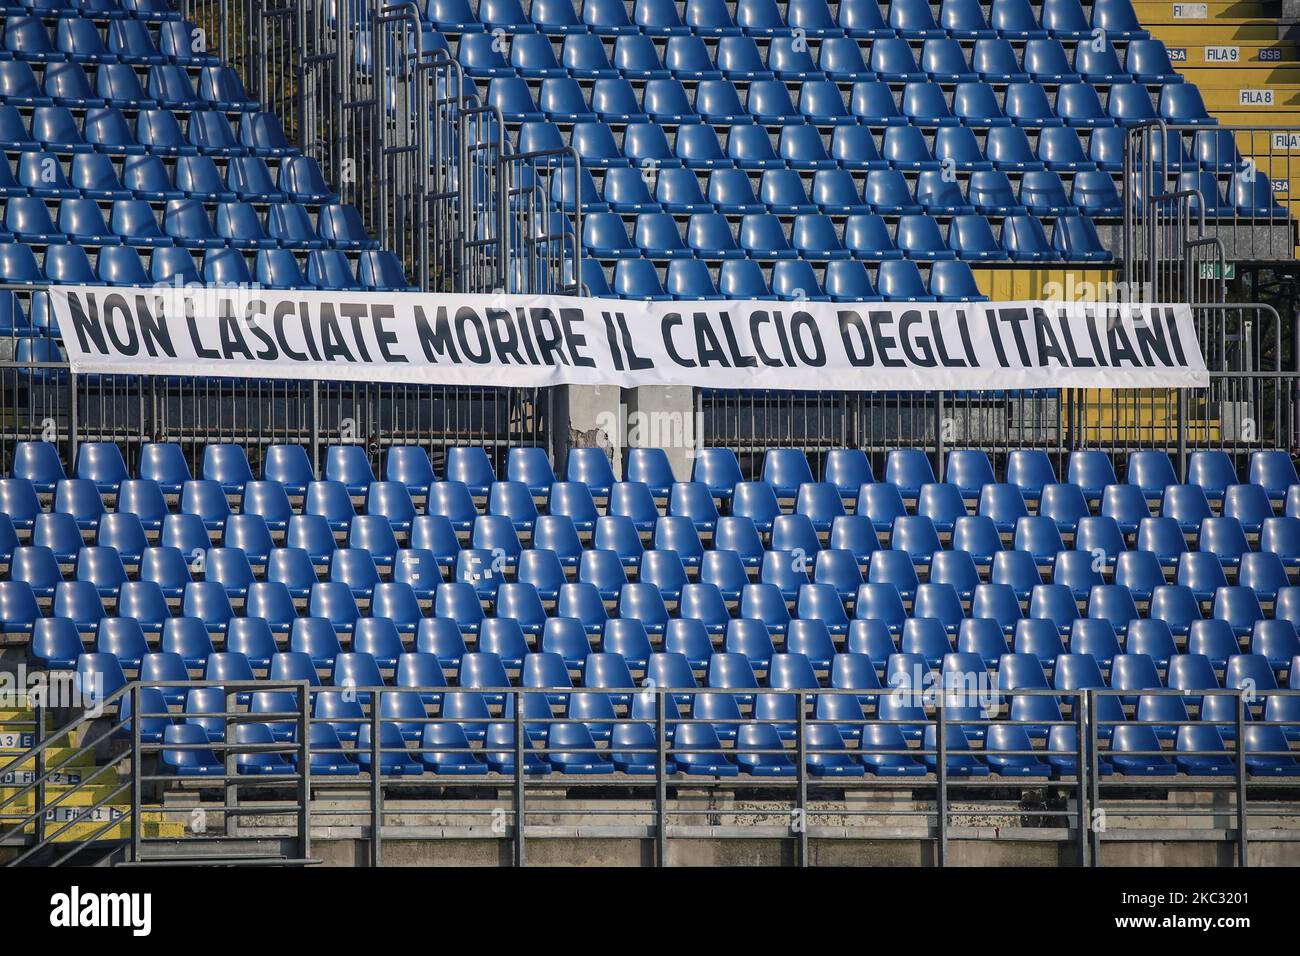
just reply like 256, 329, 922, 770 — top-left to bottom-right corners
306, 836, 1300, 867
552, 384, 698, 481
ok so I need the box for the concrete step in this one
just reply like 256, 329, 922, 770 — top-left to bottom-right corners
1, 782, 128, 810
970, 266, 1118, 301
1167, 43, 1299, 66
1135, 0, 1277, 19
1197, 86, 1300, 111
6, 811, 187, 843
1, 747, 103, 773
1213, 111, 1300, 126
1150, 23, 1283, 41
1231, 130, 1300, 157
1181, 66, 1300, 85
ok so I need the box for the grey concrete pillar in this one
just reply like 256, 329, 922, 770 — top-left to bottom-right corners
550, 384, 624, 477
624, 385, 698, 483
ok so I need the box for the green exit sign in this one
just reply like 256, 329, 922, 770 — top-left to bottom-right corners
1199, 262, 1236, 280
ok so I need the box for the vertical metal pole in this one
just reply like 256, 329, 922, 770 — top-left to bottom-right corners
219, 0, 230, 74
370, 694, 382, 867
935, 702, 947, 867
130, 685, 141, 863
33, 702, 45, 848
310, 380, 321, 480
1176, 389, 1188, 483
1074, 691, 1089, 867
655, 690, 667, 868
1235, 693, 1248, 868
513, 692, 525, 867
795, 701, 808, 867
1175, 387, 1185, 481
298, 681, 311, 861
933, 390, 946, 483
1088, 690, 1101, 867
294, 0, 307, 148
66, 370, 78, 472
256, 0, 267, 114
224, 688, 237, 838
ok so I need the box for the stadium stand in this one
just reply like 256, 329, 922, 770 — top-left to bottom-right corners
1, 0, 1299, 869
3, 439, 1300, 864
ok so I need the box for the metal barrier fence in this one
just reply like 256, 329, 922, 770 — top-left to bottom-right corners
1123, 122, 1300, 306
0, 286, 553, 480
698, 302, 1298, 479
2, 682, 1297, 867
179, 0, 581, 298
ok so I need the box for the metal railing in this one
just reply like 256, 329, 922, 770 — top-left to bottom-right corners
0, 311, 555, 482
697, 302, 1298, 479
1123, 122, 1300, 303
3, 681, 1297, 867
179, 0, 581, 298
2, 290, 1292, 484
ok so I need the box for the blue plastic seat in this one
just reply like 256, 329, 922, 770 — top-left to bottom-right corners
1173, 552, 1228, 607
882, 449, 935, 500
1191, 129, 1243, 175
847, 79, 909, 125
1249, 451, 1299, 501
1159, 84, 1214, 127
1198, 516, 1250, 569
1261, 516, 1300, 569
920, 722, 989, 775
763, 257, 822, 299
1106, 724, 1175, 776
1143, 585, 1201, 641
1251, 619, 1300, 671
986, 0, 1046, 37
265, 546, 318, 601
1212, 585, 1264, 638
800, 81, 854, 126
1223, 483, 1274, 536
1053, 82, 1113, 130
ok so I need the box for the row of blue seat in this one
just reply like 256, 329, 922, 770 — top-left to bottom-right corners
3, 447, 1295, 549
70, 645, 1300, 777
0, 0, 177, 23
3, 508, 1297, 613
487, 76, 1215, 129
0, 195, 379, 248
38, 603, 1300, 683
0, 59, 257, 110
12, 467, 1300, 569
9, 441, 1292, 503
10, 536, 1300, 656
2, 14, 217, 62
6, 510, 1297, 627
7, 503, 1298, 598
427, 0, 1153, 44
0, 240, 410, 287
0, 107, 335, 178
456, 32, 1182, 87
5, 515, 1294, 621
582, 211, 1107, 264
151, 716, 1300, 779
575, 166, 1125, 215
520, 118, 1247, 177
579, 165, 1124, 212
62, 642, 1300, 737
580, 255, 988, 299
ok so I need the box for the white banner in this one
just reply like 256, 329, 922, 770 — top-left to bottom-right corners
49, 285, 1209, 391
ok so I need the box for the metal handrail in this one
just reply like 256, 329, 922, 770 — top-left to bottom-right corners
5, 679, 1298, 867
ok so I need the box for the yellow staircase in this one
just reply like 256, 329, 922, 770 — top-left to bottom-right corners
0, 698, 184, 846
967, 267, 1222, 442
1141, 0, 1300, 228
1017, 0, 1297, 442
